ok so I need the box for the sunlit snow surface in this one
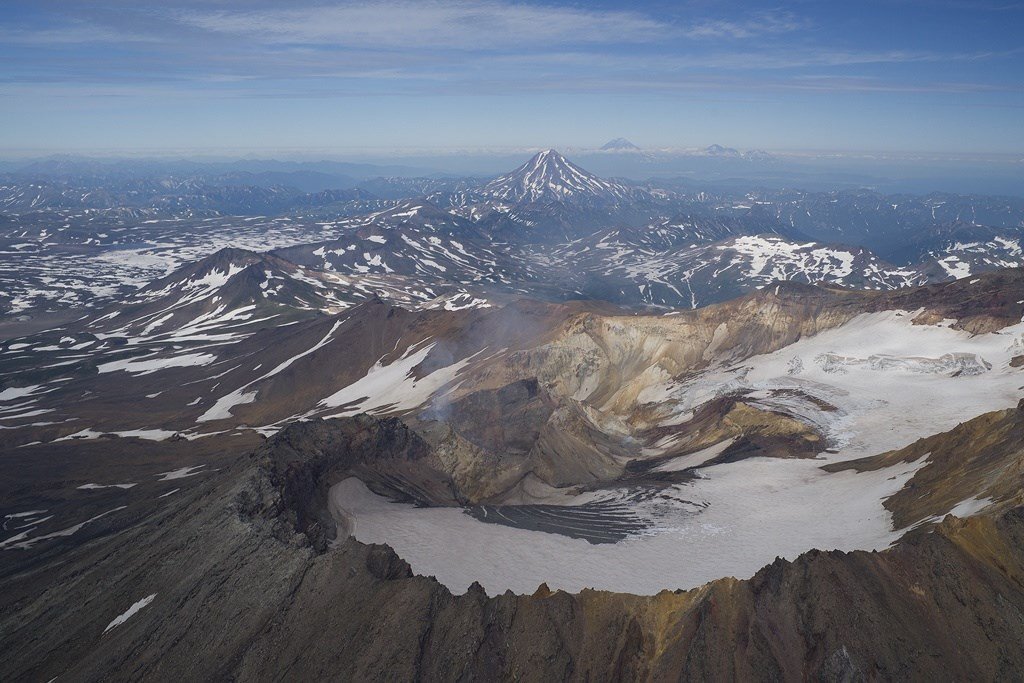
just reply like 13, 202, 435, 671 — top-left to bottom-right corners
333, 312, 1024, 595
318, 340, 477, 418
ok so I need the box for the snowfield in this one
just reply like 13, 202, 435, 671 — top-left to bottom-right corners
332, 454, 923, 595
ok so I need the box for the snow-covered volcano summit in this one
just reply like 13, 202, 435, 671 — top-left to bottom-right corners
481, 149, 639, 205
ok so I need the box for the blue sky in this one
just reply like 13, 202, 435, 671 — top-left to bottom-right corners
1, 0, 1022, 155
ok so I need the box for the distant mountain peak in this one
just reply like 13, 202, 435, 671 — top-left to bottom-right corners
481, 150, 637, 205
703, 144, 741, 157
530, 148, 566, 163
600, 138, 641, 152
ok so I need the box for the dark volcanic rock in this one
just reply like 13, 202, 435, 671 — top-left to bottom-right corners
241, 416, 457, 550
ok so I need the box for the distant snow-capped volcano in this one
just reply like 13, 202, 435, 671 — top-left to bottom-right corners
600, 138, 642, 152
480, 149, 639, 204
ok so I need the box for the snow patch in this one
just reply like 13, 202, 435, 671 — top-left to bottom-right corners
104, 594, 157, 633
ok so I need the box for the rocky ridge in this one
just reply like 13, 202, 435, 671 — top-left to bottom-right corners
4, 410, 1024, 681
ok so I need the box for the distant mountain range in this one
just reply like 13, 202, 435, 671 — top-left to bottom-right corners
697, 144, 775, 161
2, 149, 1023, 318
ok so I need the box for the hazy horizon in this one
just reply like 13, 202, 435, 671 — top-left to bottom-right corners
2, 143, 1023, 159
3, 144, 1021, 197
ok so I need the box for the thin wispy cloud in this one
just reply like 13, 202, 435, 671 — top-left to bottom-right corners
171, 1, 669, 50
171, 3, 811, 49
682, 10, 809, 39
0, 20, 159, 45
883, 0, 1024, 10
662, 47, 1024, 70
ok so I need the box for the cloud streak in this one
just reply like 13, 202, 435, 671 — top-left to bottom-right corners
171, 1, 670, 50
682, 11, 810, 39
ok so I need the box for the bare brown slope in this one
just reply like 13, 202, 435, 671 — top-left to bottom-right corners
4, 412, 1024, 681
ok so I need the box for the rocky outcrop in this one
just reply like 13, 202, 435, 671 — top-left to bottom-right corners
637, 394, 825, 469
239, 415, 459, 549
